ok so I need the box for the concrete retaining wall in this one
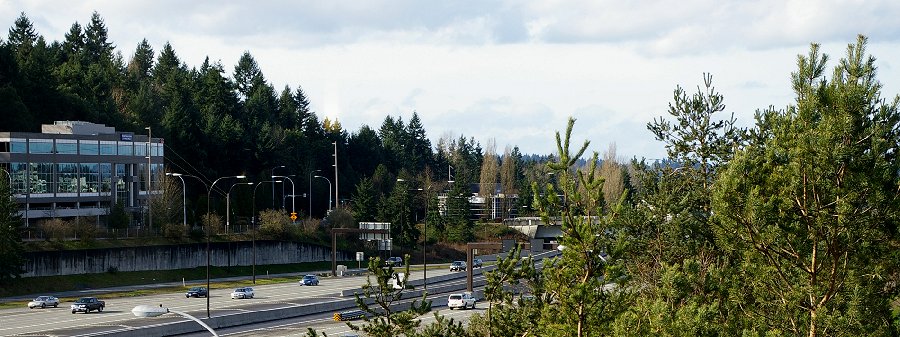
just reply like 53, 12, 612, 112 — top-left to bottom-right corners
23, 241, 351, 277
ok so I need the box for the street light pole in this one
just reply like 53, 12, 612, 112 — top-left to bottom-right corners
167, 173, 208, 227
227, 182, 254, 234
252, 180, 281, 284
308, 169, 321, 219
166, 173, 187, 228
271, 165, 285, 210
272, 175, 295, 217
333, 142, 338, 210
206, 175, 246, 318
314, 175, 332, 213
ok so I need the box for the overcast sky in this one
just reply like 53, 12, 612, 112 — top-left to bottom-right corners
3, 1, 900, 160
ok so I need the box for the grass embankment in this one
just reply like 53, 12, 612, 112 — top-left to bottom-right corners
0, 261, 349, 309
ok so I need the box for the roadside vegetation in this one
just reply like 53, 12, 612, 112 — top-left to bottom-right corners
315, 36, 900, 336
1, 11, 898, 336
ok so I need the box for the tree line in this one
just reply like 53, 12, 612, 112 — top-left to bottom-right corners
307, 35, 900, 337
0, 12, 605, 232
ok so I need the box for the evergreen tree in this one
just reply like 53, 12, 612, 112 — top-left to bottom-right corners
351, 177, 378, 222
406, 111, 432, 172
533, 118, 630, 337
713, 36, 900, 336
0, 176, 26, 282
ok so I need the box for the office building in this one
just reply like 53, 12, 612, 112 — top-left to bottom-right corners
0, 121, 163, 226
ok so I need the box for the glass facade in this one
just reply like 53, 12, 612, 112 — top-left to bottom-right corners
100, 163, 112, 193
100, 141, 116, 155
117, 141, 133, 156
9, 162, 27, 194
80, 163, 99, 193
29, 139, 52, 154
135, 142, 147, 156
2, 127, 164, 224
79, 140, 99, 155
11, 138, 26, 153
57, 163, 78, 193
30, 162, 53, 194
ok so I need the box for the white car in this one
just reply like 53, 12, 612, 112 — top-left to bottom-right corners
447, 292, 476, 310
449, 261, 466, 272
230, 287, 255, 299
28, 295, 59, 309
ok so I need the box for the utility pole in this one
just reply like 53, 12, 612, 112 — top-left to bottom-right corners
333, 141, 338, 210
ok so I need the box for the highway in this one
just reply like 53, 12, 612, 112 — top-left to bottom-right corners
0, 268, 466, 336
178, 289, 485, 337
1, 251, 555, 336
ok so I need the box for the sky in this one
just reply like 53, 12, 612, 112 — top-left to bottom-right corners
3, 1, 900, 160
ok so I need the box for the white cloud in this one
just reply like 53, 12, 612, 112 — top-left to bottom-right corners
2, 0, 900, 160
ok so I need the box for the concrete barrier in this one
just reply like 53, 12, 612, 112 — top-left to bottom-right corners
83, 251, 560, 336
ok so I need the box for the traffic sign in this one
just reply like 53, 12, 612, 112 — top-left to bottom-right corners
290, 212, 297, 221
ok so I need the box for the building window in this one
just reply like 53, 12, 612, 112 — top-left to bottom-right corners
117, 142, 133, 156
0, 139, 9, 152
79, 140, 99, 155
135, 142, 147, 156
80, 163, 99, 193
57, 140, 77, 154
30, 163, 53, 193
11, 138, 26, 153
115, 164, 126, 203
28, 139, 53, 154
152, 143, 164, 157
100, 141, 116, 155
57, 163, 78, 193
9, 162, 27, 194
100, 163, 112, 193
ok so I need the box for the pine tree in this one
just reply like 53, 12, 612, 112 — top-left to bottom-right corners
713, 35, 900, 336
0, 175, 26, 282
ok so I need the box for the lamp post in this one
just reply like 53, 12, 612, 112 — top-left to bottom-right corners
165, 173, 187, 227
227, 182, 254, 233
308, 169, 321, 219
166, 173, 207, 227
272, 175, 295, 216
271, 165, 285, 209
252, 180, 281, 284
314, 175, 332, 213
332, 141, 339, 210
206, 175, 246, 318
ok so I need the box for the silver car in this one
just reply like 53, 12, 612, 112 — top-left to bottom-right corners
28, 296, 60, 309
230, 287, 255, 299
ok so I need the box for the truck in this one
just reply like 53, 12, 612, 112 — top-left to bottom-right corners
447, 292, 476, 310
71, 297, 105, 314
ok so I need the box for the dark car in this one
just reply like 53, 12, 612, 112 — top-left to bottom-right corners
472, 258, 484, 268
185, 286, 208, 298
70, 297, 105, 314
385, 256, 403, 267
300, 274, 319, 286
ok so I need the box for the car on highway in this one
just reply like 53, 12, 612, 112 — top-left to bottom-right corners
300, 274, 320, 286
70, 297, 105, 314
450, 261, 466, 272
385, 256, 403, 267
472, 258, 484, 268
185, 286, 208, 298
27, 295, 59, 309
231, 287, 255, 299
447, 292, 476, 310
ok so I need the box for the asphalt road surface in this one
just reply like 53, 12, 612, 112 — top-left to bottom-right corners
0, 268, 462, 336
